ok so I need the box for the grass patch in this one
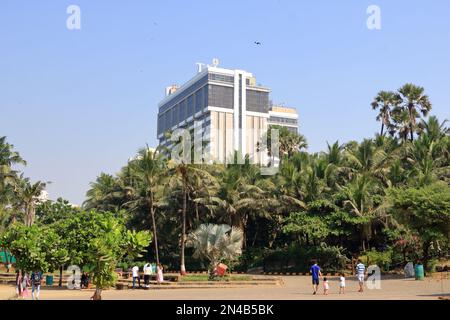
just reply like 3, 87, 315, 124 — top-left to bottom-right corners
180, 274, 252, 282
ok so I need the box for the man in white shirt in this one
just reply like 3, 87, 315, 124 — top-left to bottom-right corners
143, 263, 152, 288
131, 265, 140, 289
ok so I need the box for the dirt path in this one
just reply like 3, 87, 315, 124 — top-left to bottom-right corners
1, 276, 448, 300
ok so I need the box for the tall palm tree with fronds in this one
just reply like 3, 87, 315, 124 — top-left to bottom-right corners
15, 177, 47, 227
167, 160, 218, 275
371, 91, 399, 136
0, 136, 26, 204
417, 116, 449, 141
339, 174, 389, 251
83, 173, 120, 211
344, 139, 389, 185
396, 84, 432, 141
127, 146, 166, 264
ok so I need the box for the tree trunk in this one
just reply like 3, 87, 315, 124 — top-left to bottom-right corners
59, 265, 63, 287
149, 194, 160, 265
180, 187, 187, 276
92, 288, 102, 300
408, 106, 414, 142
422, 242, 430, 275
380, 122, 385, 136
2, 248, 9, 272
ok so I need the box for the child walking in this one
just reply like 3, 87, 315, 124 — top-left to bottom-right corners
339, 273, 346, 294
323, 277, 329, 295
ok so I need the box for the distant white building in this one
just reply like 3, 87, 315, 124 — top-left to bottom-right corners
157, 60, 299, 164
37, 190, 49, 203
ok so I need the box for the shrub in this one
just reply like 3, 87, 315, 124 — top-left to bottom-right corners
360, 248, 393, 271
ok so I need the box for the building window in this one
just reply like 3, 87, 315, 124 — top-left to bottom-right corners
209, 85, 234, 109
179, 100, 186, 122
173, 104, 179, 125
209, 73, 234, 83
247, 89, 269, 113
187, 95, 194, 117
195, 89, 203, 113
269, 116, 298, 125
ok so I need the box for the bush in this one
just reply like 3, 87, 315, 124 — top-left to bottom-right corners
262, 243, 349, 273
360, 248, 393, 271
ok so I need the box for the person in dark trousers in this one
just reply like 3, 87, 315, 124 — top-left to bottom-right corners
81, 272, 90, 289
131, 265, 140, 289
31, 271, 43, 300
310, 260, 323, 295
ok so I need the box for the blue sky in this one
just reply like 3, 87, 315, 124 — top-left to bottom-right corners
1, 0, 449, 205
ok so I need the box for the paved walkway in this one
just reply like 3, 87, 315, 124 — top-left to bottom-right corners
1, 276, 448, 300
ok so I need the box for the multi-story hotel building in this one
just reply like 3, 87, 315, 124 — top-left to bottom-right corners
157, 60, 299, 163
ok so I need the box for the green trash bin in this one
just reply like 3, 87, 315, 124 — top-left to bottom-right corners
46, 275, 54, 286
414, 264, 424, 280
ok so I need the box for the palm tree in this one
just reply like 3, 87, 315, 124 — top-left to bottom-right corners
417, 116, 449, 141
186, 224, 243, 279
16, 177, 47, 227
264, 126, 308, 165
127, 146, 166, 264
396, 84, 432, 141
0, 136, 26, 204
217, 153, 271, 247
371, 91, 399, 136
339, 174, 388, 251
83, 173, 120, 211
391, 108, 412, 142
167, 160, 217, 275
343, 139, 389, 185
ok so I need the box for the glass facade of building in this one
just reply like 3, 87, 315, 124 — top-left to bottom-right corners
269, 116, 298, 125
157, 69, 297, 154
246, 89, 269, 113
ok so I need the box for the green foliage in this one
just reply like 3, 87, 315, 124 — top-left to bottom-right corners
389, 182, 450, 244
263, 243, 349, 273
3, 223, 68, 272
56, 210, 151, 290
389, 182, 450, 270
36, 198, 80, 225
360, 248, 393, 271
283, 212, 330, 243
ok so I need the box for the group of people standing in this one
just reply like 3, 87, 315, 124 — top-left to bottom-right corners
310, 259, 366, 295
131, 262, 164, 289
15, 270, 43, 300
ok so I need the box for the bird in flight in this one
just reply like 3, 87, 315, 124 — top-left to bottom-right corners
254, 41, 262, 45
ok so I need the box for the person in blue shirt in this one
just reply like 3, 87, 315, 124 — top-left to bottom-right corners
310, 260, 323, 295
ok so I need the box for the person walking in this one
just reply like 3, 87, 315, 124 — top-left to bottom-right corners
323, 277, 330, 295
15, 270, 23, 298
143, 262, 152, 288
339, 273, 346, 294
310, 260, 322, 295
31, 271, 43, 300
21, 272, 30, 299
355, 259, 366, 293
156, 263, 164, 284
131, 264, 140, 289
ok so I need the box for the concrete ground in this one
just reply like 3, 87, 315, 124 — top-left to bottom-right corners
1, 275, 448, 300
